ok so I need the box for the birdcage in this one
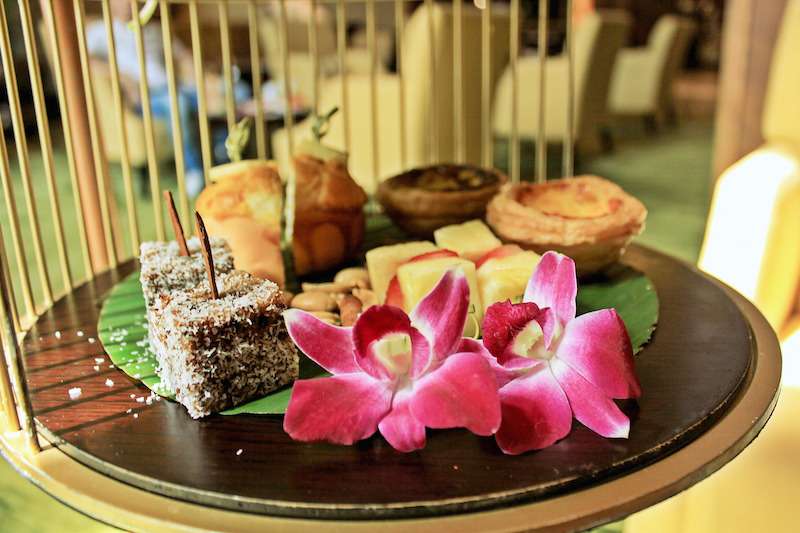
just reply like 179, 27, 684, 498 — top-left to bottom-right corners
0, 0, 781, 530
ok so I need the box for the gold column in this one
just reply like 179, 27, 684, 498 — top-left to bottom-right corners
278, 0, 295, 157
481, 0, 492, 168
189, 0, 213, 178
453, 0, 464, 163
219, 1, 237, 132
425, 0, 437, 163
367, 0, 380, 186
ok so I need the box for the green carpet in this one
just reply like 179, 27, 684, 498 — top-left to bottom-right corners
0, 120, 713, 531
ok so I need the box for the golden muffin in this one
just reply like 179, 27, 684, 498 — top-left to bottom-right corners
292, 145, 368, 275
486, 175, 647, 275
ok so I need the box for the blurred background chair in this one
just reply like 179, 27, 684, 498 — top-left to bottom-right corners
492, 9, 630, 157
272, 2, 510, 193
625, 1, 800, 531
608, 14, 696, 128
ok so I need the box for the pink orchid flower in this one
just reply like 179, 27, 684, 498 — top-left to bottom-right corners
283, 270, 501, 452
481, 251, 641, 455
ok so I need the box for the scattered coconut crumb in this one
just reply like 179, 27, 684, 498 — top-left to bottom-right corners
109, 365, 115, 369
236, 449, 243, 456
94, 358, 105, 364
77, 330, 84, 337
136, 397, 144, 403
453, 465, 460, 471
88, 337, 96, 344
68, 387, 82, 400
126, 408, 132, 414
105, 379, 114, 387
93, 365, 100, 372
129, 394, 136, 399
133, 413, 139, 419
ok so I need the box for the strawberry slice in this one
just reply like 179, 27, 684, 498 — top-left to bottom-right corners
384, 249, 459, 309
475, 244, 524, 270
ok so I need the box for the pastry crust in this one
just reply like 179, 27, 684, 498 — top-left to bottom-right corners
377, 165, 507, 237
486, 175, 647, 274
197, 161, 285, 285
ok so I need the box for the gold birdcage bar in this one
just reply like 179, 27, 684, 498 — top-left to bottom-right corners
41, 0, 94, 281
0, 0, 572, 456
219, 1, 237, 131
102, 0, 141, 255
160, 0, 192, 230
73, 0, 119, 268
0, 0, 53, 307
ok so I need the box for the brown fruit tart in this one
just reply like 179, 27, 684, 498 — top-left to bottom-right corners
486, 175, 647, 275
377, 164, 507, 238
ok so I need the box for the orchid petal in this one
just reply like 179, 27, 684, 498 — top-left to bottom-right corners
410, 269, 470, 361
283, 309, 358, 374
494, 364, 573, 454
283, 374, 393, 445
378, 390, 426, 452
410, 352, 501, 436
458, 338, 516, 388
352, 305, 430, 380
523, 251, 577, 324
482, 300, 541, 365
551, 358, 630, 439
556, 309, 641, 399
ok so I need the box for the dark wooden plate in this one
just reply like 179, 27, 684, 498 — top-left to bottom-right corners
23, 245, 753, 519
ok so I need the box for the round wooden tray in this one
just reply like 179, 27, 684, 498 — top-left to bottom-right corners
22, 245, 769, 522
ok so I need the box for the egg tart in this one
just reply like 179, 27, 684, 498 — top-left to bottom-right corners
486, 175, 647, 275
377, 164, 507, 238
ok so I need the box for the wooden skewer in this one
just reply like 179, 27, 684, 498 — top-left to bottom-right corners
194, 212, 219, 299
163, 190, 189, 256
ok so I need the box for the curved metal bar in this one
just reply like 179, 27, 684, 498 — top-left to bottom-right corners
102, 0, 140, 257
563, 0, 575, 178
73, 0, 119, 269
535, 0, 548, 183
247, 0, 267, 159
509, 0, 520, 183
160, 0, 191, 231
0, 0, 53, 306
41, 0, 93, 281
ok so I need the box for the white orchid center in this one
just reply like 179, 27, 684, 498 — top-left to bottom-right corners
373, 333, 413, 376
513, 319, 558, 360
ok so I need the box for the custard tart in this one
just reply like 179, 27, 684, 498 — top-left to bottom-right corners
377, 164, 507, 238
486, 175, 647, 275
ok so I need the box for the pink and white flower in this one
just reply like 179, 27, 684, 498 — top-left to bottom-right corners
283, 270, 501, 452
482, 251, 641, 455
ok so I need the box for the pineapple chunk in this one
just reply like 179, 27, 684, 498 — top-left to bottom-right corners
433, 220, 502, 262
396, 257, 483, 333
477, 250, 541, 313
366, 241, 438, 303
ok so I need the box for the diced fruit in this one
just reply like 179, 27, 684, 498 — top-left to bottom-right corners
384, 249, 459, 308
475, 244, 524, 269
366, 241, 438, 303
396, 257, 483, 334
477, 250, 541, 313
433, 220, 502, 262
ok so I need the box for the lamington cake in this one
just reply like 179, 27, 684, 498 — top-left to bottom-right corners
139, 237, 235, 308
149, 270, 299, 418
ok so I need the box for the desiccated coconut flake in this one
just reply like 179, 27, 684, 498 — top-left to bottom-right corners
68, 387, 82, 400
105, 379, 114, 387
236, 449, 243, 456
